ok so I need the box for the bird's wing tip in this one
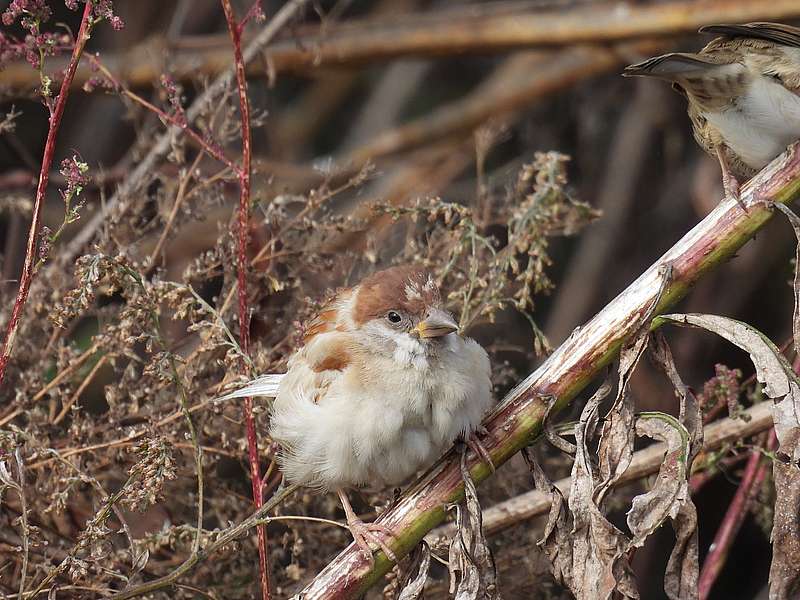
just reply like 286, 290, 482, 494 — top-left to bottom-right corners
216, 373, 285, 400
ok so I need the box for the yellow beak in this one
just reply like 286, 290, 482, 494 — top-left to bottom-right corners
414, 308, 459, 339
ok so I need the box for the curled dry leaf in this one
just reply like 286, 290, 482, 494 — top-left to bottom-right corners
627, 414, 699, 600
595, 266, 670, 507
568, 376, 638, 600
647, 333, 701, 599
773, 202, 800, 355
594, 327, 645, 507
521, 447, 574, 589
541, 393, 577, 455
397, 542, 431, 600
661, 313, 800, 599
447, 451, 500, 600
649, 332, 703, 458
627, 415, 690, 546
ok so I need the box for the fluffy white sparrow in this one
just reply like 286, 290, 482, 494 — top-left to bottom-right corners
222, 265, 493, 561
624, 22, 800, 205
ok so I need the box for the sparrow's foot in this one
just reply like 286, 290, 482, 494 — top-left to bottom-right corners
346, 518, 398, 563
722, 173, 746, 211
337, 489, 397, 563
715, 146, 746, 211
464, 428, 495, 473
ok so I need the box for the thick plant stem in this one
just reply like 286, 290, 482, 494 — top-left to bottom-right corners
0, 2, 94, 387
296, 145, 800, 599
219, 1, 270, 599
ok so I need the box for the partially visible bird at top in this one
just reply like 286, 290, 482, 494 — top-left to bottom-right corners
623, 22, 800, 207
220, 265, 494, 563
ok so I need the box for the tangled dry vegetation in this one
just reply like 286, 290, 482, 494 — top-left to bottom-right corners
2, 1, 800, 599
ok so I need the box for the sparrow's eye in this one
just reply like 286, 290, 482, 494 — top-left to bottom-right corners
386, 311, 403, 324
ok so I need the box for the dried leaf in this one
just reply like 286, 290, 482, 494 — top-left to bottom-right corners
627, 414, 691, 547
594, 327, 646, 507
647, 333, 701, 599
661, 314, 800, 460
596, 266, 670, 507
541, 393, 577, 455
770, 460, 800, 600
447, 452, 500, 600
568, 378, 638, 600
664, 500, 699, 600
397, 542, 431, 600
131, 549, 149, 577
661, 313, 800, 599
522, 447, 573, 587
773, 202, 800, 356
649, 332, 703, 458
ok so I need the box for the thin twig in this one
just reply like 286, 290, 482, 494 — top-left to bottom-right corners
30, 342, 100, 403
107, 483, 300, 600
0, 2, 94, 387
89, 57, 239, 174
13, 449, 29, 600
145, 153, 205, 270
57, 0, 311, 268
219, 2, 270, 599
25, 471, 139, 598
52, 354, 108, 425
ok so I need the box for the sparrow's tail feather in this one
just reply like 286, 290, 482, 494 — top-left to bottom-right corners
217, 374, 285, 400
622, 52, 719, 80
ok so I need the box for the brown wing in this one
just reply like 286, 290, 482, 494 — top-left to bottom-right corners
624, 52, 748, 112
302, 288, 352, 344
699, 22, 800, 49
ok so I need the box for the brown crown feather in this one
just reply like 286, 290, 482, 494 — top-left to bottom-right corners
353, 265, 441, 325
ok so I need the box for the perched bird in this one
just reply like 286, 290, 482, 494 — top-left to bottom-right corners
222, 265, 494, 562
623, 22, 800, 205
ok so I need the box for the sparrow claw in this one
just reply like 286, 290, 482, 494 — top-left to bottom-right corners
723, 174, 747, 211
347, 519, 398, 563
464, 430, 495, 473
337, 489, 397, 564
716, 146, 747, 211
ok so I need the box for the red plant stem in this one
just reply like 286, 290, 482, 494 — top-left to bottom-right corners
87, 56, 240, 173
220, 2, 270, 599
0, 3, 94, 388
697, 430, 777, 599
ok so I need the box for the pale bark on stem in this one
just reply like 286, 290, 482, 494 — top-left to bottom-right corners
0, 2, 94, 387
4, 0, 800, 89
296, 146, 800, 599
220, 1, 270, 600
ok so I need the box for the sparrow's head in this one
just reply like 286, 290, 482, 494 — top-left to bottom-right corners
351, 266, 458, 355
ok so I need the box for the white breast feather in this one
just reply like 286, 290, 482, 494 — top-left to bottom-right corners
705, 73, 800, 170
